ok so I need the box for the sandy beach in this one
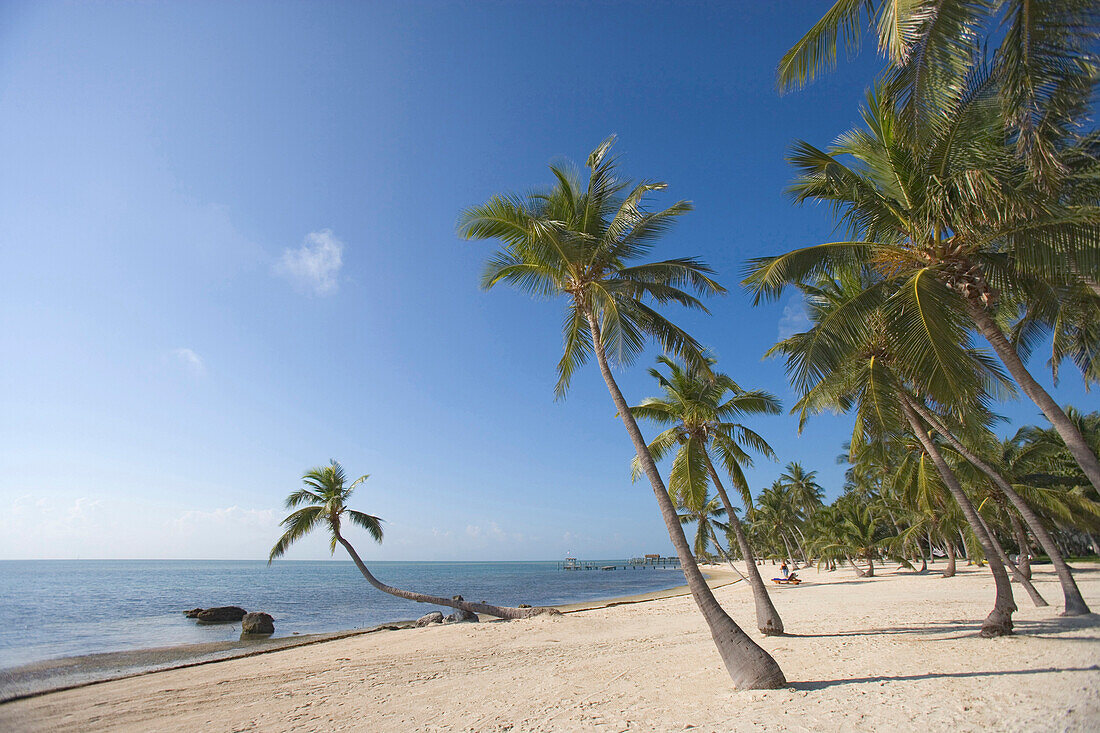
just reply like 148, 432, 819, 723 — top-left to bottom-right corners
3, 563, 1098, 732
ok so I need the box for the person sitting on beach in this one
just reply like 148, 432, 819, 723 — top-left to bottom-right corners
780, 562, 789, 579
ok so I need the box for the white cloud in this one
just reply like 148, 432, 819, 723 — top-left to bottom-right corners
464, 521, 520, 544
171, 347, 206, 375
274, 229, 344, 295
171, 505, 277, 535
777, 294, 811, 340
2, 495, 113, 557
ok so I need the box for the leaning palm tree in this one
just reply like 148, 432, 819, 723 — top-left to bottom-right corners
773, 8, 1100, 492
458, 138, 786, 688
269, 461, 551, 620
631, 355, 787, 635
767, 271, 1021, 635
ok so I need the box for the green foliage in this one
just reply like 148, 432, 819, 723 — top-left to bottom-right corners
269, 461, 383, 563
629, 355, 780, 512
459, 137, 723, 398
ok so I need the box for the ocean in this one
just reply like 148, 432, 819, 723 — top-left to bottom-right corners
0, 559, 686, 669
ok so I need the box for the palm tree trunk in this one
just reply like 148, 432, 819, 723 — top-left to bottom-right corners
335, 534, 550, 620
585, 313, 785, 688
711, 535, 749, 580
704, 460, 785, 636
959, 528, 972, 564
1009, 513, 1032, 581
944, 540, 957, 578
780, 533, 796, 567
966, 302, 1100, 492
971, 507, 1048, 607
791, 525, 812, 566
899, 398, 1016, 636
845, 554, 866, 577
865, 554, 875, 577
905, 397, 1089, 615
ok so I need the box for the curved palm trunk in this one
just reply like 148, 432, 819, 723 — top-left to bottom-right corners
959, 528, 972, 564
944, 541, 957, 578
906, 398, 1089, 615
967, 302, 1100, 493
780, 533, 796, 567
791, 525, 811, 566
335, 535, 552, 620
585, 313, 785, 689
1010, 514, 1032, 581
710, 535, 750, 580
704, 461, 785, 636
972, 507, 1048, 608
845, 554, 866, 577
900, 398, 1016, 636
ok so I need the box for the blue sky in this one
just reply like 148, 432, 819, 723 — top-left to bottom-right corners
1, 1, 1092, 561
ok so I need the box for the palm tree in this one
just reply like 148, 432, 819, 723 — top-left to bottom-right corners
458, 138, 785, 688
778, 462, 825, 516
765, 271, 1021, 636
905, 401, 1090, 613
772, 5, 1100, 492
804, 504, 845, 571
631, 355, 787, 635
676, 496, 729, 562
753, 482, 806, 568
777, 0, 1098, 187
269, 461, 550, 620
777, 461, 825, 563
833, 502, 883, 577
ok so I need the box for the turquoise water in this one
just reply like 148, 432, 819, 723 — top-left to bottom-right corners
0, 560, 685, 668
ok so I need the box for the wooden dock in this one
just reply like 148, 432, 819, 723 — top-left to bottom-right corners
558, 556, 682, 571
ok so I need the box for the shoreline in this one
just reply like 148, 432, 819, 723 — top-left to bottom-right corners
0, 565, 740, 703
4, 564, 1096, 731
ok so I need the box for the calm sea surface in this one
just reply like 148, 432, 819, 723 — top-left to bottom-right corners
0, 560, 685, 669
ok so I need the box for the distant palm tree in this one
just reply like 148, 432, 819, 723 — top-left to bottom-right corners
753, 482, 805, 567
270, 461, 548, 620
778, 463, 824, 516
833, 503, 883, 577
676, 496, 729, 561
777, 462, 825, 564
458, 137, 786, 688
631, 355, 787, 635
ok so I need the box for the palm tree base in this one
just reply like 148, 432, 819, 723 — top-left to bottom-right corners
979, 609, 1014, 638
1060, 601, 1091, 617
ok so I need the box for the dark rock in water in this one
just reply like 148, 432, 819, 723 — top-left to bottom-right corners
415, 612, 444, 627
184, 608, 204, 618
195, 606, 247, 625
241, 612, 274, 635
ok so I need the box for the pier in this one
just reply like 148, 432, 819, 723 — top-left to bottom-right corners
558, 555, 682, 571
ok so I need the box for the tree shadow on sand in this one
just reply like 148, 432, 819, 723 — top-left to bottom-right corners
792, 665, 1100, 691
781, 614, 1100, 642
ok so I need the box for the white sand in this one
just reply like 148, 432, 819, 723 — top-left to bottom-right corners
3, 563, 1099, 732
